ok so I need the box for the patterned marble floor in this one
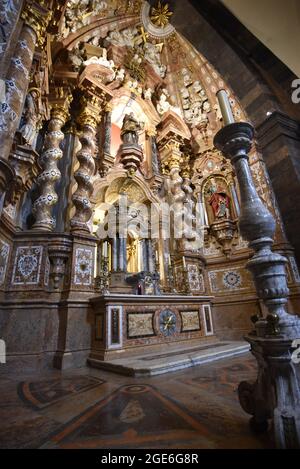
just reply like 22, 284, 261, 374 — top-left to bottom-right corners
0, 353, 273, 449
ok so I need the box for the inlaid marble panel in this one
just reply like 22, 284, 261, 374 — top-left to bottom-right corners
107, 305, 122, 348
128, 313, 154, 338
74, 248, 93, 286
208, 266, 252, 293
12, 246, 43, 285
181, 311, 201, 332
203, 305, 214, 335
174, 265, 184, 291
187, 264, 205, 293
0, 239, 10, 286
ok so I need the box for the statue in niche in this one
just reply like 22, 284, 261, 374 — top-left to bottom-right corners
207, 179, 231, 220
121, 113, 142, 145
151, 135, 160, 174
19, 88, 42, 148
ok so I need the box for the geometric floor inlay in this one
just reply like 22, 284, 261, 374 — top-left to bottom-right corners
18, 376, 105, 410
44, 385, 214, 449
0, 355, 273, 449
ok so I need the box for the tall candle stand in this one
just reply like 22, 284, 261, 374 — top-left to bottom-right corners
214, 121, 300, 448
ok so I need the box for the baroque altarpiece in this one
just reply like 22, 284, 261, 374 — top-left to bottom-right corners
0, 0, 299, 371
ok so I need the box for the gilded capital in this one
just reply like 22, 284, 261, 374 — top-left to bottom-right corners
77, 94, 103, 129
146, 127, 157, 138
165, 140, 181, 152
105, 103, 113, 113
49, 89, 73, 124
181, 154, 191, 178
77, 111, 99, 129
21, 1, 52, 46
181, 166, 191, 179
167, 153, 182, 170
50, 105, 70, 124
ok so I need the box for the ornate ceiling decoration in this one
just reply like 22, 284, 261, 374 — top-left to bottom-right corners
141, 1, 175, 39
25, 0, 245, 155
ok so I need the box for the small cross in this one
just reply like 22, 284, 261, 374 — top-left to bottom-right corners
135, 26, 149, 45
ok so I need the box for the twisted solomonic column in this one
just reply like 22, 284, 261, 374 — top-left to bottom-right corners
181, 156, 201, 250
165, 141, 185, 240
32, 93, 72, 231
0, 1, 52, 192
70, 95, 102, 234
166, 143, 197, 249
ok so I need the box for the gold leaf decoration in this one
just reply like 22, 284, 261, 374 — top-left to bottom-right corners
150, 1, 173, 28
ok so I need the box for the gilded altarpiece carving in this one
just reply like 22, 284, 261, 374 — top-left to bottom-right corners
0, 0, 299, 379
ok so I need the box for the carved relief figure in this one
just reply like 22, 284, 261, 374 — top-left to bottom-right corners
69, 43, 85, 71
143, 42, 166, 78
143, 87, 153, 100
106, 26, 139, 48
156, 88, 177, 116
181, 67, 193, 87
115, 67, 125, 82
62, 0, 108, 37
180, 87, 190, 110
156, 90, 171, 115
88, 35, 101, 47
207, 179, 231, 220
